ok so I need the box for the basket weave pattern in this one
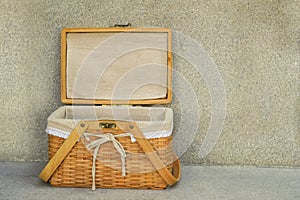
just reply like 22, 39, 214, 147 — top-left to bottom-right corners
48, 134, 174, 189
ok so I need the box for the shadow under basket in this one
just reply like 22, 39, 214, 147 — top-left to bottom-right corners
48, 134, 174, 189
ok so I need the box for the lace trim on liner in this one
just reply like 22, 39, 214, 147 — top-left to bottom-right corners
46, 126, 172, 143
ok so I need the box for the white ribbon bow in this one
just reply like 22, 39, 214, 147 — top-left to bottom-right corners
83, 132, 132, 190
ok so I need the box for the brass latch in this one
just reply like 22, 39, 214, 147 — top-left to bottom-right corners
99, 122, 117, 129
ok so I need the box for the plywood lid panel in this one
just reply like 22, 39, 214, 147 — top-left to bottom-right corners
61, 28, 172, 105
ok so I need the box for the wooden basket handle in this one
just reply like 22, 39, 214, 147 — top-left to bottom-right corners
39, 121, 88, 182
128, 122, 181, 185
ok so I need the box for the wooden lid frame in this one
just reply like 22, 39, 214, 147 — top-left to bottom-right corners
61, 28, 172, 105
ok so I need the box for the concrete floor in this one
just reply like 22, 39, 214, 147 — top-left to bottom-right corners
0, 162, 299, 200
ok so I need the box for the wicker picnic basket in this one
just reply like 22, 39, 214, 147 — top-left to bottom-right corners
39, 27, 181, 190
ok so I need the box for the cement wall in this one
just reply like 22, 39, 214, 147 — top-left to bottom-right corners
0, 0, 299, 167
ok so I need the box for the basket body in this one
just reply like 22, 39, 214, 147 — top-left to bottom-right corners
48, 134, 174, 189
46, 106, 175, 189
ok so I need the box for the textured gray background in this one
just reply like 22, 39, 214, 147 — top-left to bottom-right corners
0, 0, 299, 167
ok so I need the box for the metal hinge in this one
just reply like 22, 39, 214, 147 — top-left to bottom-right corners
110, 23, 132, 27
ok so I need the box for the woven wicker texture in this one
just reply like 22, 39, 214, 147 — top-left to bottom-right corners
48, 133, 174, 189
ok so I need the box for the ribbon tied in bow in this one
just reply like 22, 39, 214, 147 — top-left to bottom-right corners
83, 132, 132, 190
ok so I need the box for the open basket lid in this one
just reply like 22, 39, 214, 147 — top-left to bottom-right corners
61, 28, 172, 105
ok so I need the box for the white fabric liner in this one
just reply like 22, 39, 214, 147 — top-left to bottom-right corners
46, 106, 173, 142
66, 32, 169, 100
